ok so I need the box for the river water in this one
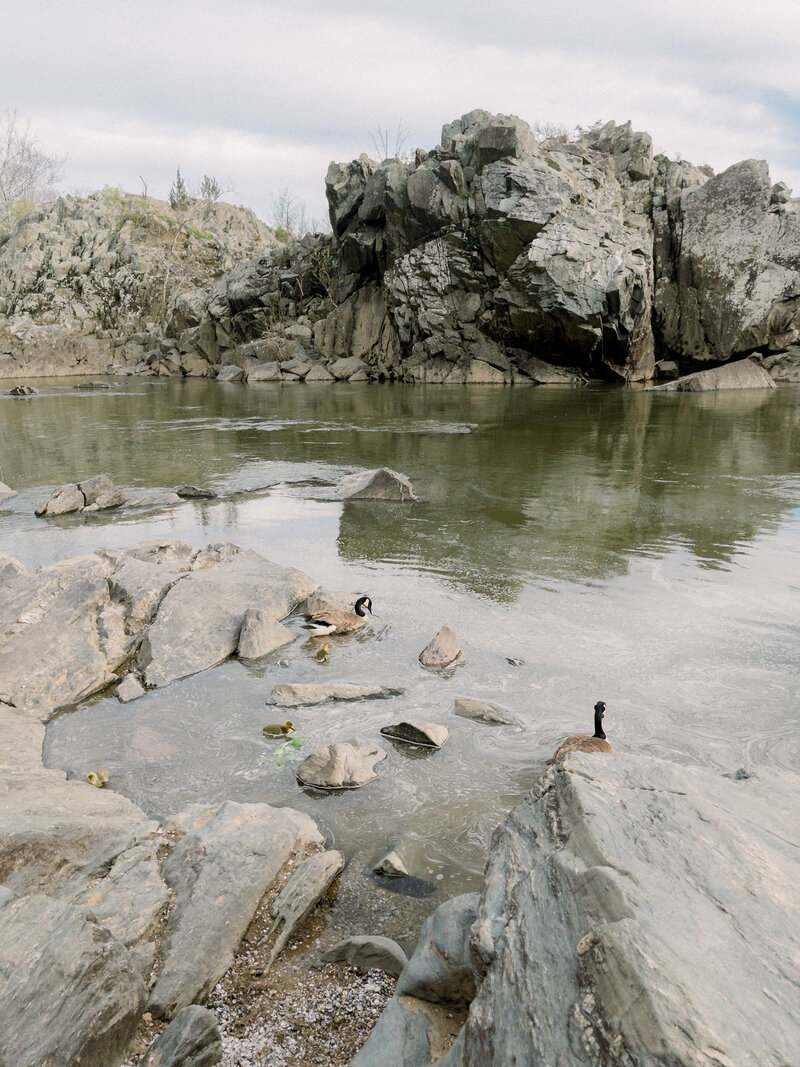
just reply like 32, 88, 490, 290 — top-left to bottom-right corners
2, 377, 799, 940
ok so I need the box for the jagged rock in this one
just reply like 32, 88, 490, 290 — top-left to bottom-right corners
269, 682, 404, 707
647, 357, 776, 392
337, 467, 418, 502
174, 484, 217, 499
7, 385, 38, 395
419, 624, 466, 670
329, 355, 368, 380
284, 323, 313, 342
0, 480, 17, 502
461, 754, 800, 1066
451, 698, 519, 725
395, 894, 479, 1006
216, 364, 245, 381
83, 487, 129, 512
322, 935, 408, 977
296, 739, 388, 790
280, 357, 312, 378
762, 346, 800, 382
305, 364, 335, 381
246, 361, 282, 381
260, 850, 345, 968
237, 608, 296, 659
0, 892, 146, 1067
373, 850, 409, 879
34, 482, 85, 516
141, 1005, 222, 1067
138, 546, 316, 688
149, 801, 323, 1019
116, 673, 146, 703
654, 159, 800, 362
77, 474, 116, 505
380, 721, 449, 748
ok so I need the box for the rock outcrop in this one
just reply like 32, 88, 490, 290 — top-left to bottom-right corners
0, 191, 276, 378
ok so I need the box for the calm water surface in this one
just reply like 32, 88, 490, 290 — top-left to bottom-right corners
2, 378, 799, 939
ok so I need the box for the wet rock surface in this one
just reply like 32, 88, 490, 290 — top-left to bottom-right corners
451, 697, 519, 725
337, 467, 419, 502
419, 624, 466, 671
647, 356, 777, 392
268, 681, 404, 707
380, 720, 450, 748
296, 738, 388, 789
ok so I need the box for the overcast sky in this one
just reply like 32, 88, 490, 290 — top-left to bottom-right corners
4, 0, 799, 226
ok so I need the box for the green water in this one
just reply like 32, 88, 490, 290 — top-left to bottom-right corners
2, 377, 799, 940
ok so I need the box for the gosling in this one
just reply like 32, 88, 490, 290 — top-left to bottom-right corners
86, 769, 110, 788
547, 701, 612, 764
301, 596, 375, 636
263, 720, 295, 736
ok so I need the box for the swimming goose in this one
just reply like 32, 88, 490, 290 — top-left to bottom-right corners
86, 769, 110, 788
263, 720, 295, 736
547, 701, 612, 764
301, 596, 375, 636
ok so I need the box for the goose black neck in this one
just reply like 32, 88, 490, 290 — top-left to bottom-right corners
593, 708, 606, 739
354, 597, 369, 617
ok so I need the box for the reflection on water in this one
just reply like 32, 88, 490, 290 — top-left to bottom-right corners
2, 377, 799, 936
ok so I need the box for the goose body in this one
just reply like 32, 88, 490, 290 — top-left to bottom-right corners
302, 596, 375, 636
263, 720, 295, 736
548, 701, 612, 764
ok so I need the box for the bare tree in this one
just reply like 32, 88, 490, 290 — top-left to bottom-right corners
270, 187, 308, 240
0, 109, 65, 230
371, 120, 410, 162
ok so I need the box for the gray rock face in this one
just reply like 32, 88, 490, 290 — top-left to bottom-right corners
380, 720, 450, 748
216, 363, 245, 381
395, 894, 479, 1006
451, 698, 519, 725
647, 356, 776, 392
139, 545, 316, 687
0, 892, 146, 1067
337, 467, 418, 501
296, 739, 388, 790
654, 158, 800, 362
268, 682, 403, 707
419, 624, 466, 671
762, 345, 800, 382
261, 850, 345, 969
35, 481, 85, 515
322, 935, 408, 977
247, 361, 282, 381
141, 1005, 222, 1067
150, 800, 323, 1019
237, 607, 296, 659
461, 754, 800, 1067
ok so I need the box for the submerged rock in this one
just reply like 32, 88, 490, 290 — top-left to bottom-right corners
322, 935, 408, 977
452, 697, 519, 725
174, 484, 217, 499
269, 682, 404, 707
372, 849, 410, 879
296, 739, 388, 790
0, 480, 17, 502
7, 385, 38, 395
337, 467, 418, 502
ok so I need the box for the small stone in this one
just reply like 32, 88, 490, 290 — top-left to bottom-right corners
73, 381, 111, 390
117, 674, 145, 703
506, 658, 524, 666
337, 467, 418, 502
8, 385, 38, 396
296, 739, 388, 790
452, 698, 519, 725
0, 481, 17, 502
35, 483, 84, 517
419, 624, 465, 670
321, 936, 408, 978
372, 850, 409, 879
380, 721, 449, 748
269, 683, 403, 707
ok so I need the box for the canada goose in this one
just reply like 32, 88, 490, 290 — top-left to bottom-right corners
86, 769, 110, 788
547, 701, 612, 764
263, 720, 295, 736
301, 596, 376, 636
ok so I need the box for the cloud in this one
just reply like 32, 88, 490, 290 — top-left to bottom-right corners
2, 0, 799, 219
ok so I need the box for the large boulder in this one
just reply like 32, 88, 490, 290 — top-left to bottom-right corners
0, 891, 146, 1067
138, 544, 316, 688
647, 357, 776, 392
337, 467, 418, 502
149, 801, 323, 1019
459, 754, 800, 1066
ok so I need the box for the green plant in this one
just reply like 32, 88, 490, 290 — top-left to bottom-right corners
199, 174, 222, 203
260, 728, 304, 768
168, 167, 190, 211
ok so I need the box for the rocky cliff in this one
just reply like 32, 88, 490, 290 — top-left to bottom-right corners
0, 190, 275, 377
2, 110, 799, 384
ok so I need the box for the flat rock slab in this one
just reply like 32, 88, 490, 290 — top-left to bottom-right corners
269, 682, 404, 707
149, 800, 323, 1019
296, 739, 388, 789
141, 1005, 222, 1067
380, 720, 450, 748
139, 545, 316, 688
463, 753, 800, 1066
452, 698, 519, 725
322, 935, 409, 977
647, 357, 776, 392
337, 467, 418, 502
419, 624, 466, 671
237, 607, 296, 659
0, 891, 146, 1067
